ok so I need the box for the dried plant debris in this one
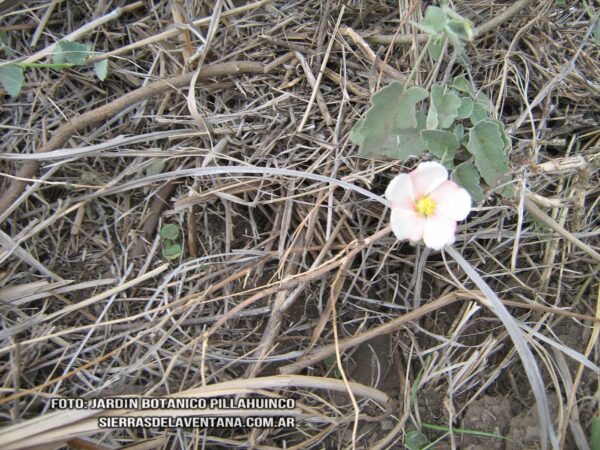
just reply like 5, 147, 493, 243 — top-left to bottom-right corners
0, 1, 599, 449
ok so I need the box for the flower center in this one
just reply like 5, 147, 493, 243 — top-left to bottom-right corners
415, 196, 437, 217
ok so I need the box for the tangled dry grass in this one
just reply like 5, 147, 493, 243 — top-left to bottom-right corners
0, 1, 599, 449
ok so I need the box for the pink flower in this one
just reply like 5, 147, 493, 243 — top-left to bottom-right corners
386, 161, 471, 250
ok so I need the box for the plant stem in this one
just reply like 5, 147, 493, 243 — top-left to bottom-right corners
404, 35, 434, 87
15, 62, 74, 69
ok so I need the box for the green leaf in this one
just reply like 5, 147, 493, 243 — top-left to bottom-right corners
349, 118, 366, 147
467, 120, 510, 188
54, 40, 91, 65
162, 243, 182, 260
430, 84, 461, 129
446, 19, 474, 43
160, 224, 180, 241
405, 430, 430, 450
456, 96, 474, 119
395, 86, 429, 129
591, 413, 600, 450
594, 16, 600, 45
413, 6, 448, 35
452, 162, 484, 203
428, 35, 445, 61
377, 111, 427, 160
426, 102, 438, 130
470, 101, 490, 124
0, 64, 24, 97
351, 82, 428, 161
94, 59, 108, 81
453, 123, 464, 142
489, 119, 511, 150
421, 129, 459, 163
450, 75, 473, 94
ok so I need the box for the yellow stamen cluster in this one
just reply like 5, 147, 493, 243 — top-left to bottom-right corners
416, 196, 437, 217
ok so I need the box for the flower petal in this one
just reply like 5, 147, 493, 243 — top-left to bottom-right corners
409, 161, 448, 198
423, 213, 457, 250
390, 208, 426, 242
385, 173, 415, 210
429, 180, 472, 221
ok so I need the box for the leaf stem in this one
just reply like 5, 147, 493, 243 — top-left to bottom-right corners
15, 62, 74, 69
404, 36, 434, 87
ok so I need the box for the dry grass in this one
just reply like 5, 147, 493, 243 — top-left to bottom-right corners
0, 1, 599, 449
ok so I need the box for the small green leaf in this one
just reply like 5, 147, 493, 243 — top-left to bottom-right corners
428, 35, 445, 61
594, 16, 600, 45
405, 430, 430, 450
94, 59, 108, 81
413, 6, 448, 35
446, 19, 474, 43
421, 129, 459, 163
0, 64, 24, 97
54, 40, 91, 66
456, 96, 474, 119
452, 162, 484, 203
430, 84, 461, 129
450, 75, 473, 94
160, 224, 180, 241
591, 413, 600, 450
162, 243, 182, 260
467, 120, 510, 188
351, 82, 428, 161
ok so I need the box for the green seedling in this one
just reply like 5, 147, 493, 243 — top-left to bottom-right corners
160, 224, 182, 260
351, 76, 512, 203
322, 356, 341, 379
0, 37, 108, 98
412, 3, 474, 60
